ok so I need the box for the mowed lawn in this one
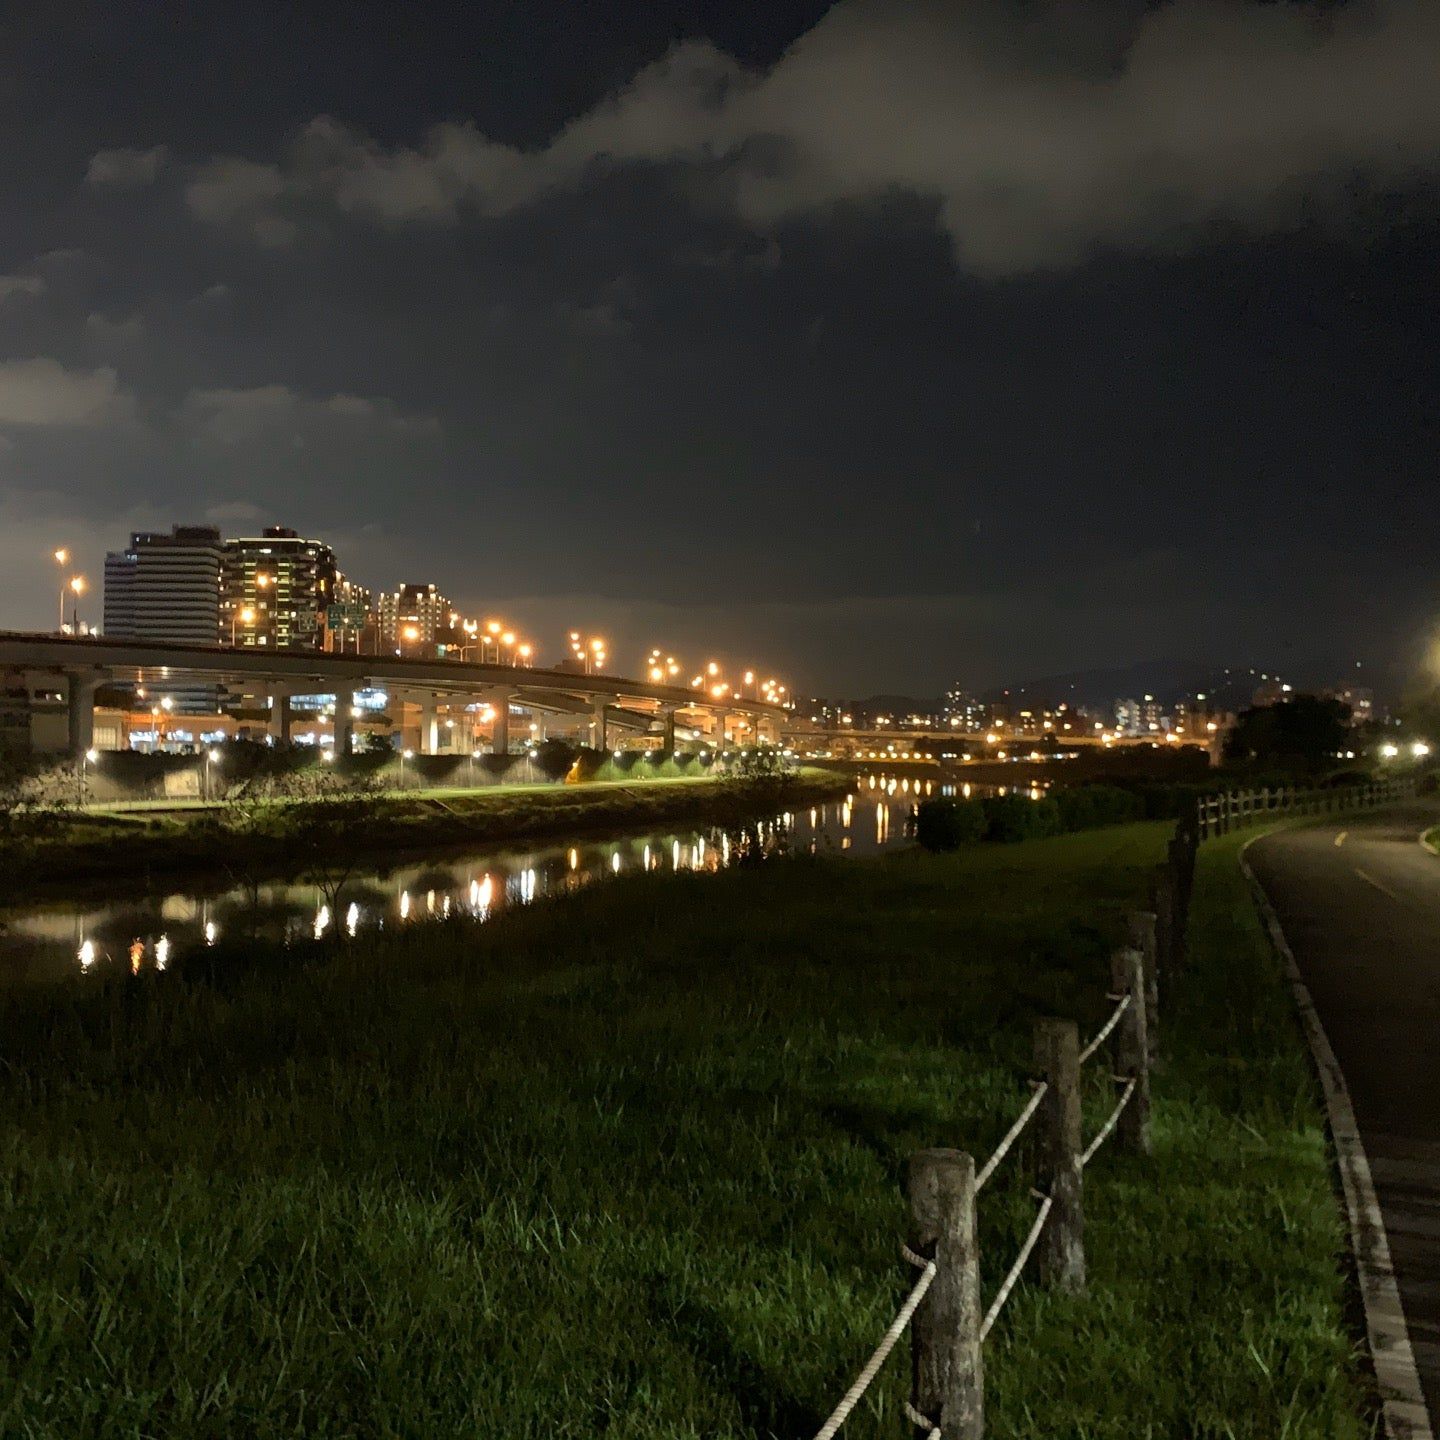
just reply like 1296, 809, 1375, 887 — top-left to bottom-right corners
0, 823, 1369, 1437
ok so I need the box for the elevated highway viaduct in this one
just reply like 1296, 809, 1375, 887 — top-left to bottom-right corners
0, 632, 787, 758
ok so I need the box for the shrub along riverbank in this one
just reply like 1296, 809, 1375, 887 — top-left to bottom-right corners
0, 821, 1367, 1436
915, 782, 1146, 848
0, 770, 849, 900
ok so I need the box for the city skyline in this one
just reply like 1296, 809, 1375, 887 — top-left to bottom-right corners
2, 2, 1438, 695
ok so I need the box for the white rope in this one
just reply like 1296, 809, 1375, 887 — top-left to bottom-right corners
812, 1260, 937, 1440
975, 1081, 1048, 1190
903, 1398, 943, 1438
1080, 1077, 1138, 1168
1078, 994, 1130, 1066
979, 1193, 1054, 1341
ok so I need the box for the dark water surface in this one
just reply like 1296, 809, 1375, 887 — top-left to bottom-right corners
0, 774, 1031, 984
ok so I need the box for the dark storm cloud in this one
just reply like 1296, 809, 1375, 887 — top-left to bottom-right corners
1, 0, 1438, 693
173, 0, 1440, 272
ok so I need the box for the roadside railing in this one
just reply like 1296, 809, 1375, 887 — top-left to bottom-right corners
1194, 775, 1415, 841
810, 772, 1413, 1438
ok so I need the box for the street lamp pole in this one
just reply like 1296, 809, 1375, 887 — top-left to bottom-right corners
53, 548, 69, 631
77, 745, 98, 806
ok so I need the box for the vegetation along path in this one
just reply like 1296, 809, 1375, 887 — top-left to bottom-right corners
0, 821, 1372, 1435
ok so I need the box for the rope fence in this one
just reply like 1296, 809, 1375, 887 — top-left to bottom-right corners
974, 1081, 1047, 1190
1077, 993, 1130, 1066
808, 773, 1415, 1439
812, 1256, 938, 1440
979, 1193, 1054, 1342
1080, 1078, 1139, 1169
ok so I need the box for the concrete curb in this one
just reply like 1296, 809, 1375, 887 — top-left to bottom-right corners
1241, 836, 1433, 1440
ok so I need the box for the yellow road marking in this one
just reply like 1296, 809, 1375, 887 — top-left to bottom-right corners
1335, 831, 1347, 847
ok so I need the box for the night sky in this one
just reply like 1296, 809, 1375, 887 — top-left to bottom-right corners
1, 0, 1437, 696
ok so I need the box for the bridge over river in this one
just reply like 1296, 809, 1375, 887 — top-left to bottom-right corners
0, 631, 786, 756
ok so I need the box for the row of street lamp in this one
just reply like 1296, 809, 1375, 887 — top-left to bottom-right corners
50, 542, 791, 704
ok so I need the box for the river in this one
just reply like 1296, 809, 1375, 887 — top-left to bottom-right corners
0, 774, 1030, 985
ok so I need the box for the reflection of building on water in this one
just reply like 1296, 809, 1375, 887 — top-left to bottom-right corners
15, 792, 940, 983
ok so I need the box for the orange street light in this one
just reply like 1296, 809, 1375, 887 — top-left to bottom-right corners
67, 574, 87, 633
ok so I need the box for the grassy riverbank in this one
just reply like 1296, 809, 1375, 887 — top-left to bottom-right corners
0, 770, 848, 899
0, 823, 1366, 1436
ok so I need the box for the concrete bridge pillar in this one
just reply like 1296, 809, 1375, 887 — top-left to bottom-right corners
67, 673, 97, 758
336, 691, 357, 756
662, 706, 677, 754
419, 703, 440, 755
713, 711, 728, 752
591, 700, 609, 752
269, 693, 292, 745
490, 698, 510, 756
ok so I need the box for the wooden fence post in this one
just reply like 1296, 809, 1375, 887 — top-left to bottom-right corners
1126, 909, 1160, 1065
906, 1149, 983, 1439
1110, 948, 1151, 1155
1033, 1019, 1084, 1294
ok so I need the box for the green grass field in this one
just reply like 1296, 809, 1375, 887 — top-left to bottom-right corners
0, 822, 1368, 1437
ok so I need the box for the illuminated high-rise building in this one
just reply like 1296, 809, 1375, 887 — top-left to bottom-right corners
222, 526, 338, 649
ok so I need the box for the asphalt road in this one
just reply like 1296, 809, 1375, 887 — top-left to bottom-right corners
1250, 800, 1440, 1424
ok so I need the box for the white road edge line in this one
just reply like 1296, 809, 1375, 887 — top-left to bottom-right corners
1355, 866, 1404, 903
1241, 836, 1433, 1440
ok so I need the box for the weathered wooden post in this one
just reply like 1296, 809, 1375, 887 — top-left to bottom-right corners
906, 1149, 983, 1439
1110, 948, 1151, 1155
1033, 1019, 1084, 1294
1126, 909, 1160, 1065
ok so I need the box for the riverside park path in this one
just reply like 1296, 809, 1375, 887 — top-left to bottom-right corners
1248, 798, 1440, 1432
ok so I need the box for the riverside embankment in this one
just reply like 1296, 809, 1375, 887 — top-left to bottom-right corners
0, 770, 851, 901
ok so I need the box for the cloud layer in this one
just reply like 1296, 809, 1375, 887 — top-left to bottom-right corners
171, 0, 1440, 271
0, 359, 130, 426
85, 145, 168, 189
